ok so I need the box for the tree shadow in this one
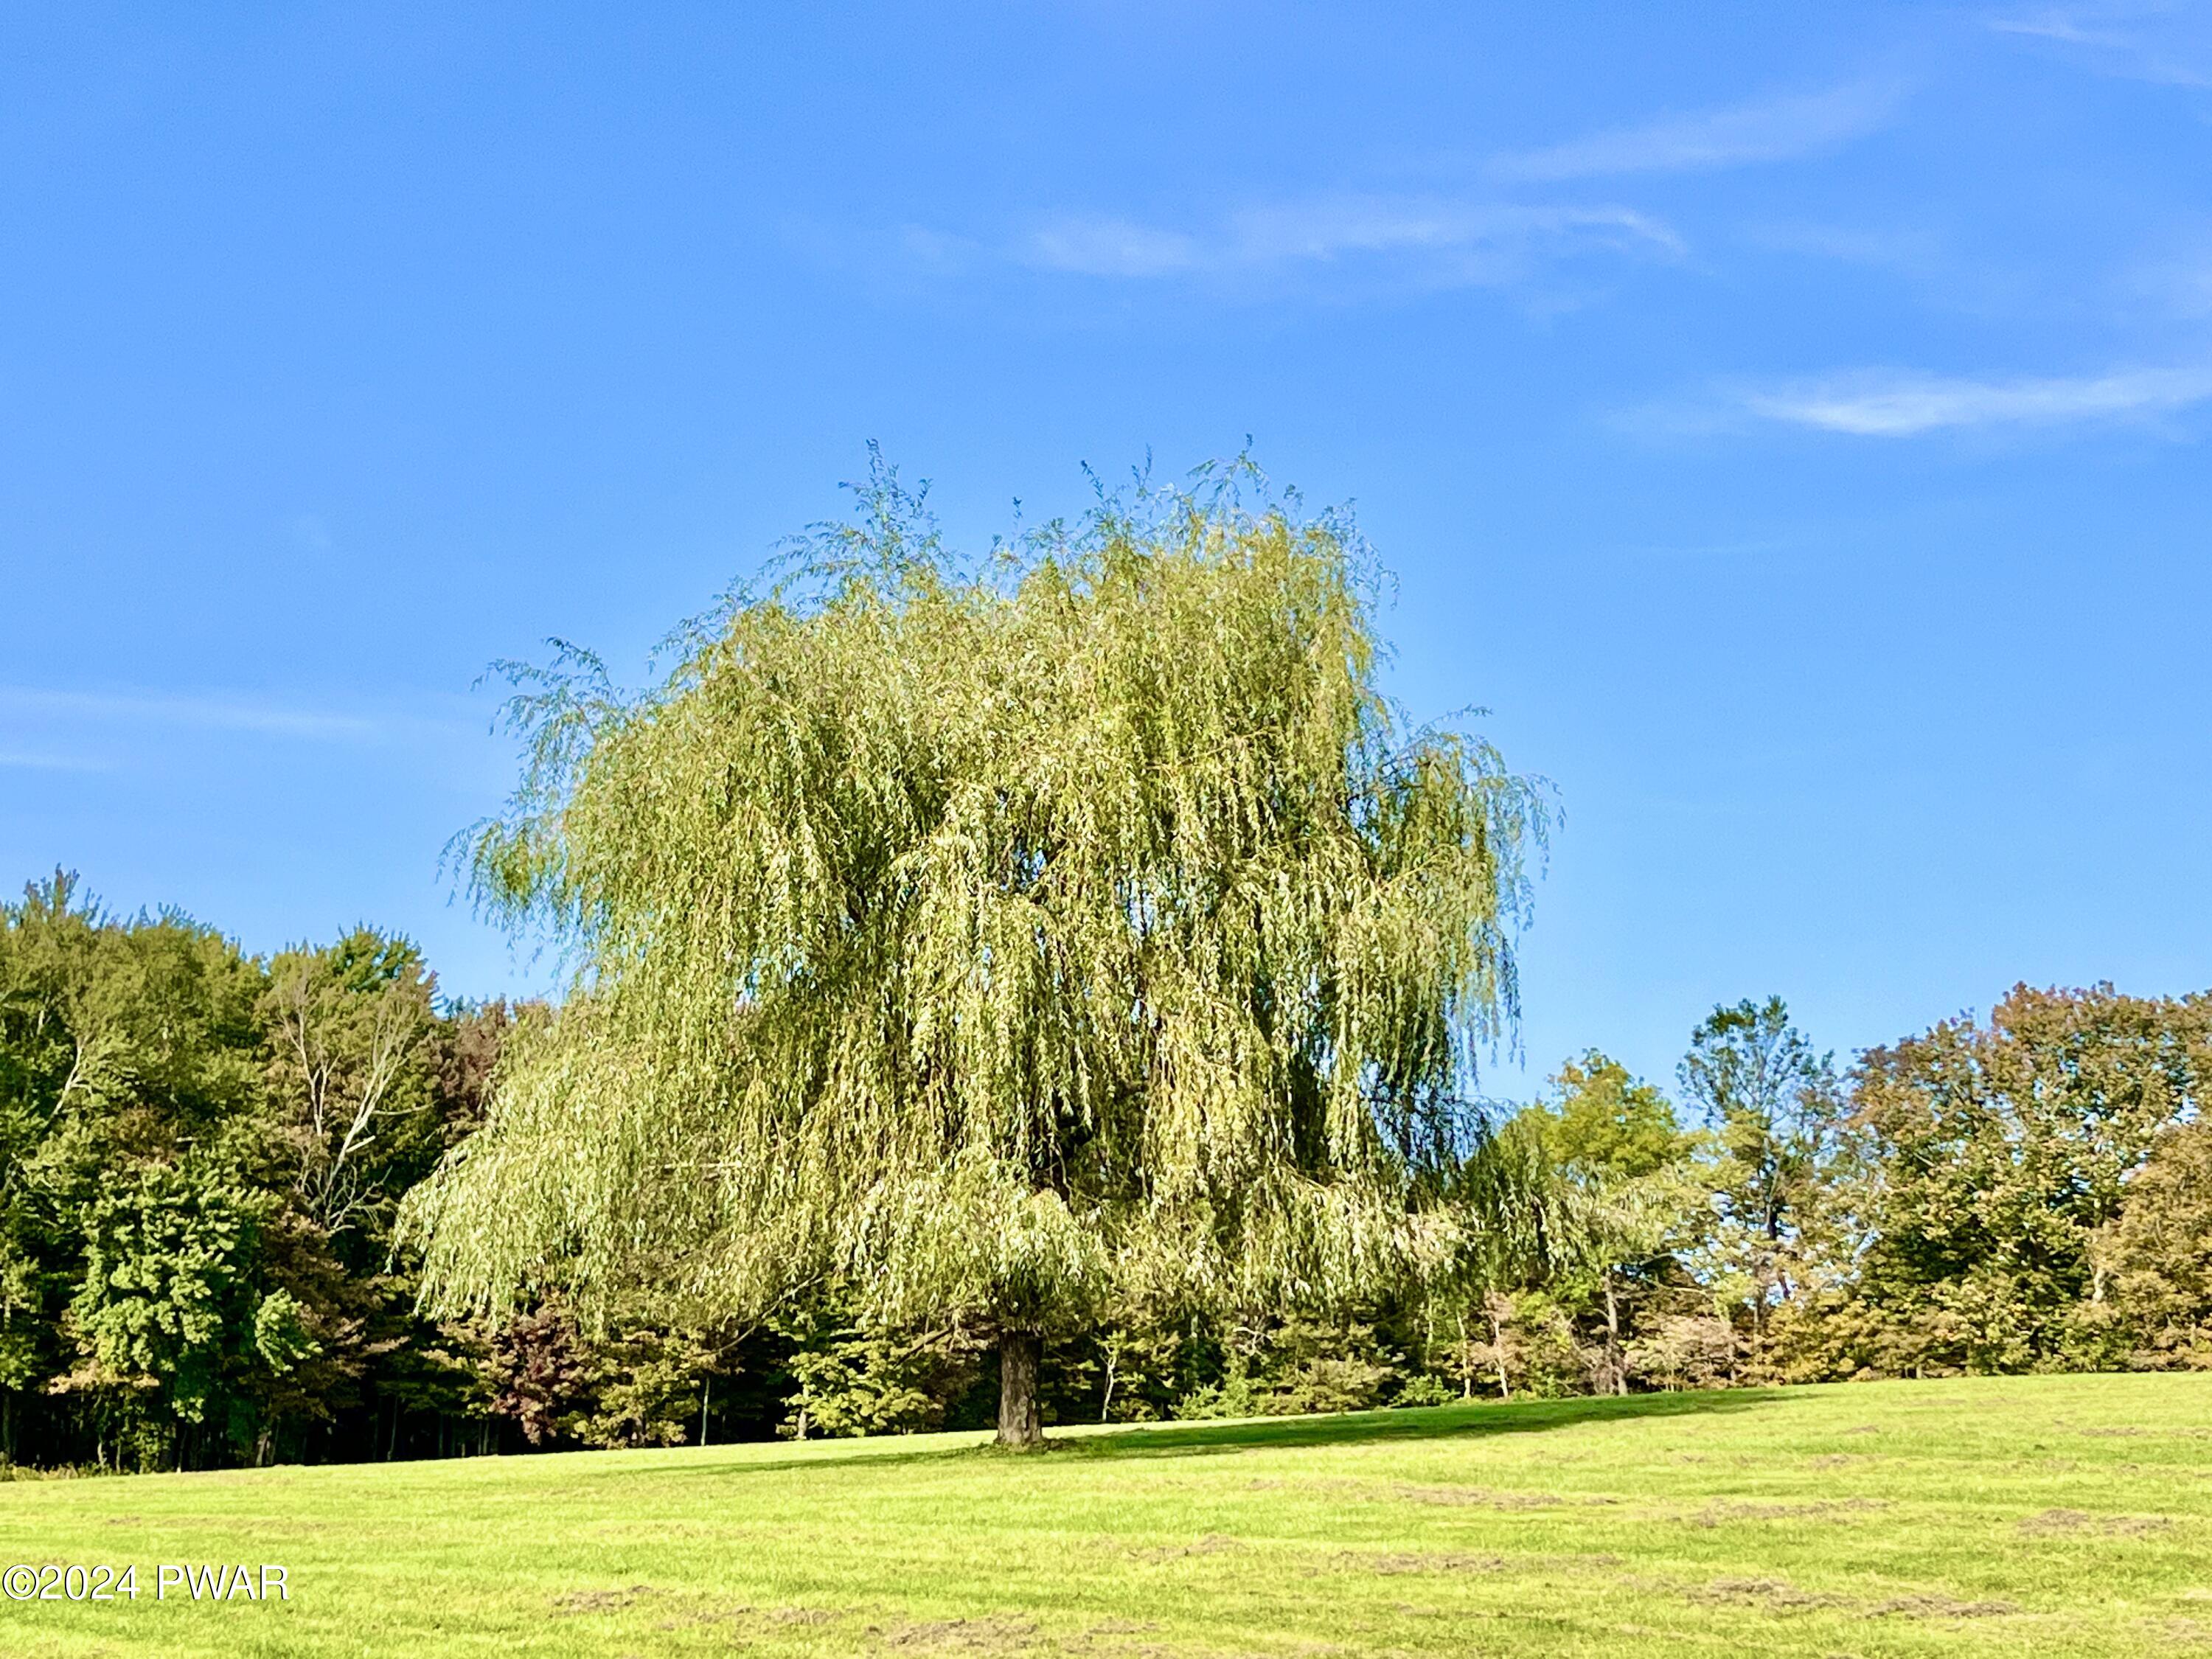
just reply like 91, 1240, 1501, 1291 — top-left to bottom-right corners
621, 1388, 1781, 1484
1048, 1388, 1781, 1461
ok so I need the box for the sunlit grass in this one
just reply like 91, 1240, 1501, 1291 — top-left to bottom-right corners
1, 1372, 2207, 1656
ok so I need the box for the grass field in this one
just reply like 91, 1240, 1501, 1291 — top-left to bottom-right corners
1, 1373, 2208, 1657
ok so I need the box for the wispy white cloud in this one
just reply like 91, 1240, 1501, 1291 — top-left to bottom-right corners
1745, 220, 1948, 276
895, 224, 985, 271
1026, 218, 1203, 278
1020, 196, 1680, 288
1486, 81, 1907, 184
0, 686, 383, 740
1738, 364, 2212, 435
1990, 5, 2212, 88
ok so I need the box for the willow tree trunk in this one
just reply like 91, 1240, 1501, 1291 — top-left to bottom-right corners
996, 1330, 1043, 1448
1486, 1297, 1512, 1400
1602, 1273, 1627, 1398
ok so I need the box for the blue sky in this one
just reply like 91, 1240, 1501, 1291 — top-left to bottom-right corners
4, 2, 2210, 1098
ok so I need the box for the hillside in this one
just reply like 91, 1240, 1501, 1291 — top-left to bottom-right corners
1, 1372, 2206, 1658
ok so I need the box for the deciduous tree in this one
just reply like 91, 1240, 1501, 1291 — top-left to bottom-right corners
1850, 984, 2212, 1372
1679, 998, 1845, 1369
406, 459, 1545, 1445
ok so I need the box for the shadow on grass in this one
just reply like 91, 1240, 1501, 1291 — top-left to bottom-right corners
1052, 1388, 1781, 1461
631, 1388, 1781, 1484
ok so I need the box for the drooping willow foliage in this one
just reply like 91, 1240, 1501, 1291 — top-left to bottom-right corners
405, 459, 1548, 1341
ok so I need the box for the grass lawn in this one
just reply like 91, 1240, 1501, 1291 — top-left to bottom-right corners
1, 1372, 2208, 1657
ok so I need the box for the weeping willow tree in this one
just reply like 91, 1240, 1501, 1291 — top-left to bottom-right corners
405, 457, 1546, 1445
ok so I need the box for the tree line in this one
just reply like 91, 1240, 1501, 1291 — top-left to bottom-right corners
2, 874, 2205, 1472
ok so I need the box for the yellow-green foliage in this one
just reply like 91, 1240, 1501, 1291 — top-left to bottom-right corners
405, 463, 1545, 1333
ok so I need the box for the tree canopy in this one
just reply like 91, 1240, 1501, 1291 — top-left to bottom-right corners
7, 860, 2211, 1467
404, 459, 1548, 1442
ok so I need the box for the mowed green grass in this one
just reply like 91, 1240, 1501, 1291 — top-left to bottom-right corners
2, 1374, 2210, 1658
